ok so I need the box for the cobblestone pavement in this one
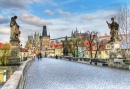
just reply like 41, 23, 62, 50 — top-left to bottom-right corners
24, 58, 130, 89
0, 84, 4, 88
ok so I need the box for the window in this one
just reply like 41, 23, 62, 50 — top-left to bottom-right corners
95, 46, 97, 49
107, 45, 110, 49
86, 52, 88, 55
98, 51, 101, 54
105, 51, 108, 54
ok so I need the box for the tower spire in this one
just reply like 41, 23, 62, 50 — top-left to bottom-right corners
71, 30, 73, 37
76, 27, 78, 32
42, 25, 47, 36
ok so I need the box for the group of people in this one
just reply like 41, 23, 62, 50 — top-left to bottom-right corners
33, 53, 42, 61
37, 52, 42, 60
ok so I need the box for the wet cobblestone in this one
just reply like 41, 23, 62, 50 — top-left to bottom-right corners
24, 58, 130, 89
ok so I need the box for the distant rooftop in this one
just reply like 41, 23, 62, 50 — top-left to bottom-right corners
51, 36, 71, 40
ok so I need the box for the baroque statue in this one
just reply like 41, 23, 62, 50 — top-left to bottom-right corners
10, 16, 21, 40
106, 17, 119, 42
63, 36, 68, 56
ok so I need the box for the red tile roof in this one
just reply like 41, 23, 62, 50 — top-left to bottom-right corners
50, 43, 55, 48
55, 44, 62, 49
0, 42, 3, 48
77, 36, 84, 39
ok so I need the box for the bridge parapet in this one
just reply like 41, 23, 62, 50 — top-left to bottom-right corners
1, 58, 33, 89
60, 56, 108, 66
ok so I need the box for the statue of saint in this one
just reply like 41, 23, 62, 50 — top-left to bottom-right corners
10, 16, 20, 40
63, 36, 68, 56
106, 17, 119, 42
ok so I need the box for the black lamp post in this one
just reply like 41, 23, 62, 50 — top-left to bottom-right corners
20, 44, 22, 62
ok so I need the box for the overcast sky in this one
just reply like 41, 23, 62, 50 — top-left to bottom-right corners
0, 0, 130, 46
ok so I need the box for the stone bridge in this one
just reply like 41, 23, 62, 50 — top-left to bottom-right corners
1, 58, 130, 89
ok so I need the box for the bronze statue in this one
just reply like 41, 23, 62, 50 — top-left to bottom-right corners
10, 16, 20, 40
106, 17, 119, 42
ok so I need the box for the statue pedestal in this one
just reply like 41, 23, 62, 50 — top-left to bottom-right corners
110, 41, 120, 53
108, 41, 121, 67
110, 41, 121, 58
7, 39, 20, 66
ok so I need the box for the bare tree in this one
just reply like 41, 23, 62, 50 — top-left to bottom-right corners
94, 39, 106, 58
117, 4, 130, 58
83, 31, 105, 58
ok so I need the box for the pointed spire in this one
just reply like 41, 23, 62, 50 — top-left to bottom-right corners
71, 30, 74, 37
76, 27, 78, 32
34, 32, 36, 38
42, 25, 47, 36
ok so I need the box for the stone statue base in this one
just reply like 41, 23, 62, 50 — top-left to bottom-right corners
7, 58, 20, 66
109, 41, 122, 59
7, 39, 20, 66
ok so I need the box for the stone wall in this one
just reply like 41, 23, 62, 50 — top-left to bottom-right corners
0, 66, 18, 84
1, 58, 33, 89
60, 56, 108, 67
6, 66, 19, 80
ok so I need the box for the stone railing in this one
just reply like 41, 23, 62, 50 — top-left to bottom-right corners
1, 58, 33, 89
59, 56, 130, 69
59, 56, 108, 66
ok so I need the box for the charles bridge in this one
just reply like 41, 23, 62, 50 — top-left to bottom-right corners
1, 14, 130, 89
1, 56, 130, 89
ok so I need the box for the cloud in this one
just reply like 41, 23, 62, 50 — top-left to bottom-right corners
47, 10, 118, 39
57, 10, 71, 17
44, 9, 54, 15
0, 0, 26, 9
0, 35, 10, 43
19, 14, 52, 27
0, 0, 44, 9
0, 28, 10, 35
30, 0, 58, 6
80, 15, 94, 21
0, 16, 9, 24
80, 10, 117, 21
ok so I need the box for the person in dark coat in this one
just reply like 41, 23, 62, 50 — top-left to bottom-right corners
39, 52, 42, 60
55, 55, 58, 59
37, 54, 39, 60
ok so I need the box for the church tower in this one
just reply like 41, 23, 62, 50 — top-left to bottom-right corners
40, 25, 50, 57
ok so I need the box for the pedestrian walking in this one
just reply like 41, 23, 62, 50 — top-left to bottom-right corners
33, 54, 36, 61
37, 54, 39, 60
55, 55, 58, 59
39, 52, 42, 60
